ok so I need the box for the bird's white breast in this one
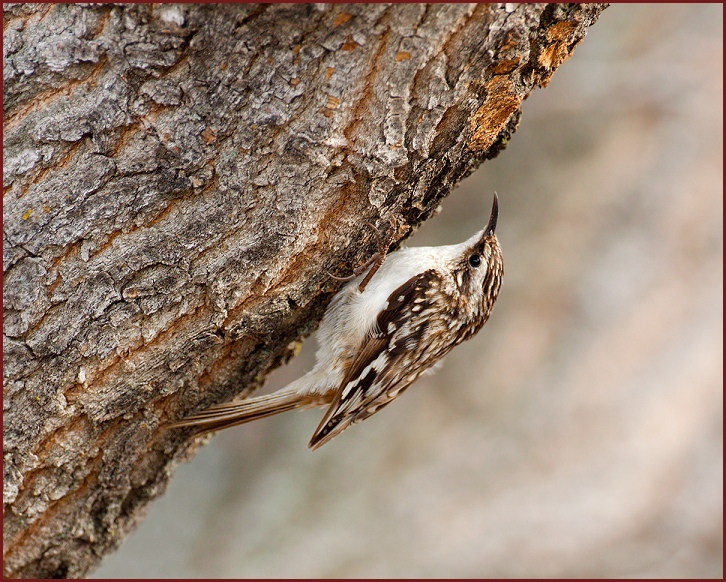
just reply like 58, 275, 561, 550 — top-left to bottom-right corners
323, 237, 478, 350
301, 231, 483, 394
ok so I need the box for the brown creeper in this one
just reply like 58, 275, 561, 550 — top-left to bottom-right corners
169, 194, 503, 449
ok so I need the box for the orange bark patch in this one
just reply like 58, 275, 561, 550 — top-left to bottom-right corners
493, 56, 520, 75
341, 39, 358, 51
468, 76, 521, 152
333, 12, 353, 26
395, 51, 411, 62
538, 20, 579, 87
201, 127, 217, 144
500, 30, 519, 52
325, 95, 341, 110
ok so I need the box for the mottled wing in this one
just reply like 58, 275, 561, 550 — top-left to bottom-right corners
309, 269, 442, 449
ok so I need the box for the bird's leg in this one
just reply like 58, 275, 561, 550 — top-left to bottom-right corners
356, 219, 397, 292
328, 218, 398, 292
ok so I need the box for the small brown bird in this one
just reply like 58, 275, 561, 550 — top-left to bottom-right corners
169, 194, 504, 449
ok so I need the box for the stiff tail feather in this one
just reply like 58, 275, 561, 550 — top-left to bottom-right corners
167, 390, 327, 436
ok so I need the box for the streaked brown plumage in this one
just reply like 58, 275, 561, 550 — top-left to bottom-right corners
168, 194, 503, 449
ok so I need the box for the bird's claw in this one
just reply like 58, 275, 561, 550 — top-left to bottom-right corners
329, 216, 399, 292
327, 270, 357, 282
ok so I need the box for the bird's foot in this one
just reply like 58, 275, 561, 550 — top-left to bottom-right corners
328, 217, 399, 292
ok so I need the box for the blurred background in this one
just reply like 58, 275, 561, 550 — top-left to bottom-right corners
95, 4, 723, 578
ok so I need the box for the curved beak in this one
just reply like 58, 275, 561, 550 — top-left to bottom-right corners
485, 192, 498, 236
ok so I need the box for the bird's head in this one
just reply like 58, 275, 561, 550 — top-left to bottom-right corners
451, 193, 504, 323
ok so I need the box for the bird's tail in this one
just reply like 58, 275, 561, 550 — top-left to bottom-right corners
166, 388, 327, 436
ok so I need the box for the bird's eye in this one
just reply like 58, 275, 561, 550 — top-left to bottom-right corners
468, 254, 481, 268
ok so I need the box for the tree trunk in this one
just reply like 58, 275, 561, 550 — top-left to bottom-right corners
3, 3, 607, 578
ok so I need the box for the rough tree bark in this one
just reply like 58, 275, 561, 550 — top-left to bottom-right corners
3, 3, 606, 578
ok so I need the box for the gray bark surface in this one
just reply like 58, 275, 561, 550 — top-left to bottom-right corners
3, 3, 606, 578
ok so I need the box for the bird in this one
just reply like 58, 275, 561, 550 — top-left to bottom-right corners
168, 193, 504, 449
